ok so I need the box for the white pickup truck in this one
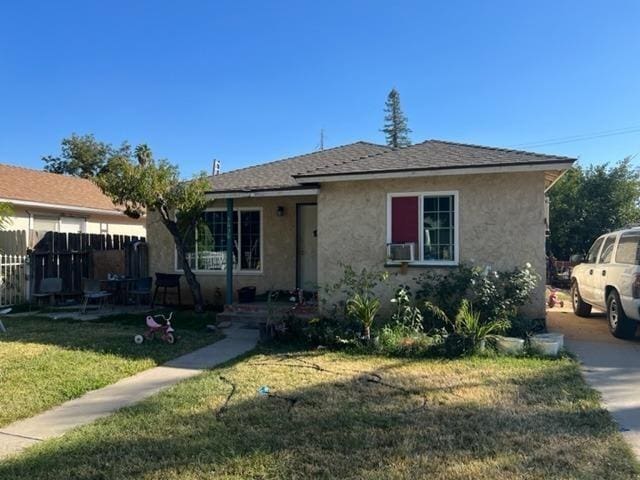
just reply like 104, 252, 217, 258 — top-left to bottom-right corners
571, 227, 640, 339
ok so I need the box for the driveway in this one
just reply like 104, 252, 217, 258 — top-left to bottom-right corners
547, 307, 640, 456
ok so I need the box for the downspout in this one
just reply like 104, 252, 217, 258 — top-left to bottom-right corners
226, 198, 234, 305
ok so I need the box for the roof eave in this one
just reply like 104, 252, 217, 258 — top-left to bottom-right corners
294, 160, 576, 184
205, 186, 319, 200
0, 198, 133, 217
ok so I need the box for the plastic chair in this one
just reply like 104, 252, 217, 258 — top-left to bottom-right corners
81, 278, 112, 314
31, 277, 63, 308
129, 277, 153, 307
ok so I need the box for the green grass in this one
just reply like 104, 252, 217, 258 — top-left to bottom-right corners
0, 311, 222, 427
1, 349, 637, 479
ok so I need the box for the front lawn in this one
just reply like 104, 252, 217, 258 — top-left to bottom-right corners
0, 311, 222, 427
1, 350, 637, 479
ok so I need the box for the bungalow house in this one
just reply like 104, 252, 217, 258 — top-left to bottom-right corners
147, 140, 574, 318
0, 164, 146, 246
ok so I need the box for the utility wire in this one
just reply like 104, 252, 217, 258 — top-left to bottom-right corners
509, 124, 640, 149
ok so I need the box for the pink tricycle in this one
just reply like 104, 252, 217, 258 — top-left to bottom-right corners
134, 312, 176, 345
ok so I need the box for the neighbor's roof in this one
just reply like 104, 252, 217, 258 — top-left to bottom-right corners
207, 142, 391, 193
0, 164, 123, 213
207, 140, 575, 194
295, 140, 576, 179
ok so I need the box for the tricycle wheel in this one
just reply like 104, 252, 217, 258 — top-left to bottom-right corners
165, 333, 176, 344
134, 334, 144, 344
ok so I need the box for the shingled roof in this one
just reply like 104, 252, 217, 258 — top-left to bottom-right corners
0, 164, 124, 213
207, 139, 575, 194
294, 140, 576, 179
207, 142, 391, 193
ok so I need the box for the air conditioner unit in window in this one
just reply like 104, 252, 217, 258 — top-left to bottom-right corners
387, 243, 415, 262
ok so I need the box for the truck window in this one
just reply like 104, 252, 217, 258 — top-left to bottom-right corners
586, 237, 604, 263
615, 233, 640, 265
598, 235, 616, 263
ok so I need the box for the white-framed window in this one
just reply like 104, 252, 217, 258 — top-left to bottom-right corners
176, 208, 263, 274
32, 215, 60, 232
59, 216, 86, 234
386, 191, 459, 266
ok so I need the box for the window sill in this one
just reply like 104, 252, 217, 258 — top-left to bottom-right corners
175, 269, 264, 276
385, 262, 459, 269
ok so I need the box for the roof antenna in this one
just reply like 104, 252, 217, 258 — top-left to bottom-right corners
316, 128, 325, 151
212, 159, 221, 176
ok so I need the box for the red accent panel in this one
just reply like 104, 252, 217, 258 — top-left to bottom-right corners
391, 196, 419, 243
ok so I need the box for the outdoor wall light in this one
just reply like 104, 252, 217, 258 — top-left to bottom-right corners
277, 206, 285, 217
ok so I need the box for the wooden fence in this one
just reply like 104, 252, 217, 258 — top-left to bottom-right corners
0, 254, 27, 306
0, 230, 27, 255
31, 232, 146, 296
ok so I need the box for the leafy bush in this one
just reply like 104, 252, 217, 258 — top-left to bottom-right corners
416, 263, 539, 329
376, 324, 442, 357
506, 316, 545, 338
415, 265, 474, 327
281, 315, 361, 347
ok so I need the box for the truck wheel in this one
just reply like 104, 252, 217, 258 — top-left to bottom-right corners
607, 290, 637, 339
571, 281, 592, 317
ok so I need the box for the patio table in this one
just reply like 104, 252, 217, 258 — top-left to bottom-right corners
100, 278, 135, 305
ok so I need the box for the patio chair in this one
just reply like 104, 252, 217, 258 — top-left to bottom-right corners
129, 277, 153, 307
31, 277, 63, 309
81, 278, 112, 314
0, 307, 10, 333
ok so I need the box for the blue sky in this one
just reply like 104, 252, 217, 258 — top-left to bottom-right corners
1, 1, 639, 178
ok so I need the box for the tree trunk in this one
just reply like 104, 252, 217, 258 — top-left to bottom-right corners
163, 219, 205, 313
363, 325, 371, 340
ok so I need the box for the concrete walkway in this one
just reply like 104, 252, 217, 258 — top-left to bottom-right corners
548, 308, 640, 457
0, 325, 258, 460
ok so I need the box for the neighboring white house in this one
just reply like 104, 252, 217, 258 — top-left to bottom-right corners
0, 164, 145, 245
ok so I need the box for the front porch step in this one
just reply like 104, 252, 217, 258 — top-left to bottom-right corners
216, 311, 266, 328
217, 302, 318, 328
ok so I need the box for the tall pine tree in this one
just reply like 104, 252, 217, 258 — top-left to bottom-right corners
381, 88, 411, 148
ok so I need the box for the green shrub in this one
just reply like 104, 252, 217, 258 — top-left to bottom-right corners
376, 324, 442, 357
416, 263, 539, 329
281, 315, 361, 347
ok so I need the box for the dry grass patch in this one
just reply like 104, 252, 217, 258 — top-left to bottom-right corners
1, 349, 637, 479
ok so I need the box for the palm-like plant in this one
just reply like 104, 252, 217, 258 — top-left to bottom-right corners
424, 299, 508, 348
346, 293, 381, 340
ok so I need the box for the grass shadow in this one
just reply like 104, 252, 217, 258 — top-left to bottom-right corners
0, 351, 637, 479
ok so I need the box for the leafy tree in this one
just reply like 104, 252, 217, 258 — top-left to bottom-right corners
381, 88, 411, 148
43, 133, 129, 178
548, 158, 640, 259
0, 202, 13, 230
96, 146, 210, 312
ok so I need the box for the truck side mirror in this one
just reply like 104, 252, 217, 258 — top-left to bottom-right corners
570, 254, 584, 264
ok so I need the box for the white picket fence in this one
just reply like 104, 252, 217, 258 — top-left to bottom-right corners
0, 254, 27, 306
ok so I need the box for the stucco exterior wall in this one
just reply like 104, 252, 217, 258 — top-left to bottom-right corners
317, 171, 547, 319
4, 206, 146, 238
146, 196, 314, 305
